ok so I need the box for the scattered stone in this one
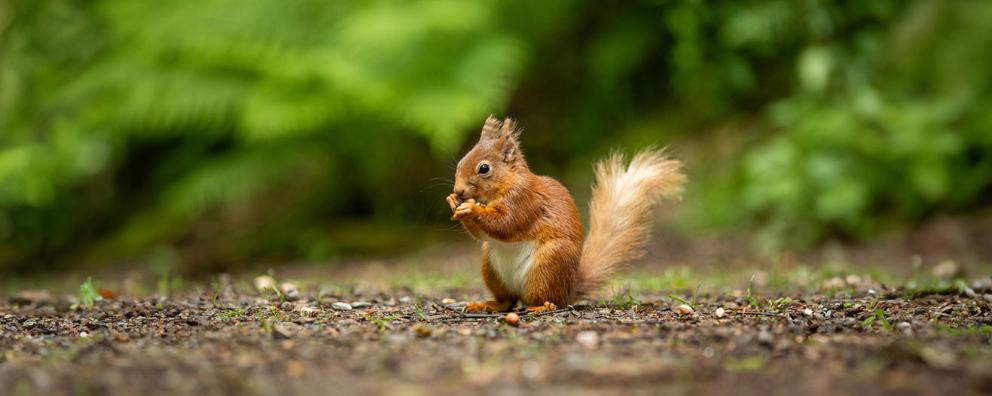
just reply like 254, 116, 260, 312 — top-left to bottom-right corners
441, 298, 457, 305
867, 289, 878, 296
10, 290, 56, 305
677, 304, 695, 315
822, 277, 846, 289
757, 329, 774, 346
398, 296, 412, 304
413, 324, 432, 338
279, 282, 300, 301
932, 260, 960, 279
505, 312, 521, 327
521, 359, 542, 381
984, 294, 992, 303
350, 301, 372, 309
298, 306, 319, 317
79, 331, 90, 338
802, 308, 814, 317
331, 302, 352, 311
714, 307, 725, 318
896, 321, 913, 336
273, 322, 300, 339
576, 331, 599, 349
286, 360, 305, 378
845, 274, 863, 285
385, 334, 409, 345
253, 276, 278, 293
971, 277, 992, 292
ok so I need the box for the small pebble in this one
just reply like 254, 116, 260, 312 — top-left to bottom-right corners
714, 307, 725, 318
932, 260, 960, 279
822, 277, 845, 289
413, 324, 432, 338
253, 276, 277, 293
385, 334, 408, 345
971, 278, 992, 291
441, 298, 457, 305
331, 302, 352, 311
79, 331, 89, 338
521, 360, 541, 380
984, 294, 992, 303
505, 312, 521, 327
677, 304, 695, 315
398, 296, 412, 304
273, 322, 299, 339
972, 277, 992, 290
279, 282, 300, 301
350, 301, 372, 309
286, 360, 305, 378
896, 321, 913, 336
576, 331, 599, 349
757, 329, 774, 346
803, 308, 814, 317
298, 306, 319, 317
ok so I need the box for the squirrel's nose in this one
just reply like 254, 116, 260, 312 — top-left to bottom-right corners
454, 187, 467, 198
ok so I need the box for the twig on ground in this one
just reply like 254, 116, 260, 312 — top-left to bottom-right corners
739, 311, 788, 319
429, 301, 575, 322
432, 301, 465, 316
526, 308, 573, 317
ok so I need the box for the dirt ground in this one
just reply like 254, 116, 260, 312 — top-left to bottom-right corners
3, 269, 992, 396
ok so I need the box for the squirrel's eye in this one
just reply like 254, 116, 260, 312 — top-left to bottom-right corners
478, 163, 491, 175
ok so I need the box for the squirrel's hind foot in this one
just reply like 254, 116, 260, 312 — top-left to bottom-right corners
465, 300, 514, 313
525, 301, 558, 313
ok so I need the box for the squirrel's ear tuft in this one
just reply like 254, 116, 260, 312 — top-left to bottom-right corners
498, 117, 521, 163
480, 115, 502, 140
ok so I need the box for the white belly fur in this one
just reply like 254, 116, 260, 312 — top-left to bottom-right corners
485, 239, 536, 296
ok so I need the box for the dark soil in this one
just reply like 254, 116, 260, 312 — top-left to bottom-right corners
3, 281, 992, 396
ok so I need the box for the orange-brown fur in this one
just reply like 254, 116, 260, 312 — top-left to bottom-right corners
448, 115, 684, 312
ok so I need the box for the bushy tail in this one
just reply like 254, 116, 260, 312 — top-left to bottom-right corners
577, 148, 686, 296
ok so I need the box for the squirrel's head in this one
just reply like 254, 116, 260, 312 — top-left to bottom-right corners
453, 115, 526, 204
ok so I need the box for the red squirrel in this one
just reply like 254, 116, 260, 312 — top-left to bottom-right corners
446, 116, 685, 313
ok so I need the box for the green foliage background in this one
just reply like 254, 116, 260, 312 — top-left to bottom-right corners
1, 0, 990, 272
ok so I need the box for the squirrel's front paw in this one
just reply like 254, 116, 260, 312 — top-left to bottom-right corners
445, 193, 462, 211
451, 200, 478, 221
